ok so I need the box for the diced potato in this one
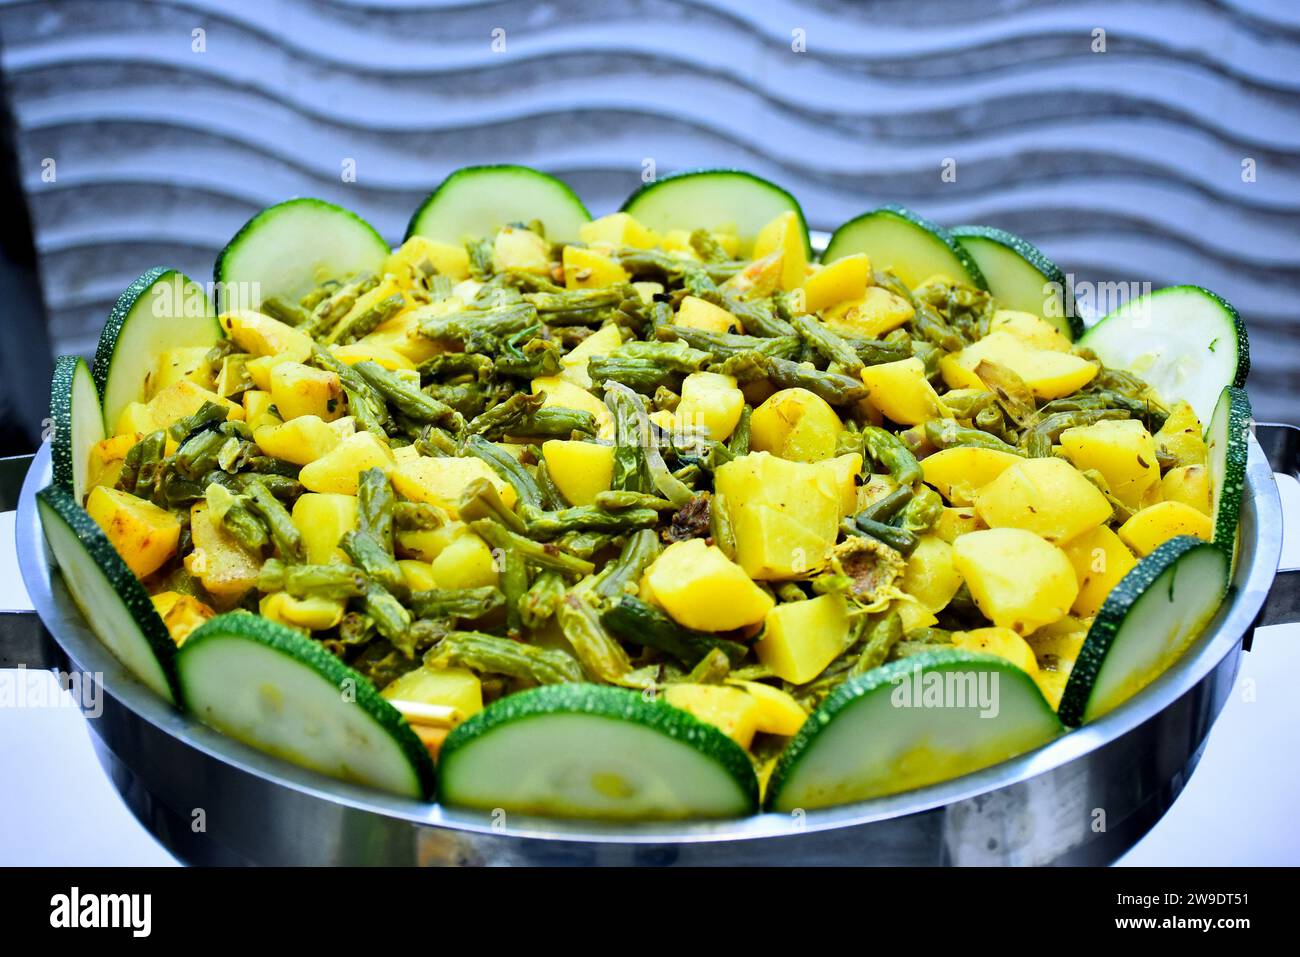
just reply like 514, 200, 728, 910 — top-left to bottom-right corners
824, 285, 914, 338
383, 666, 483, 719
1154, 401, 1207, 468
1161, 464, 1212, 516
260, 592, 346, 631
219, 309, 313, 361
559, 322, 622, 389
727, 679, 808, 736
385, 235, 470, 283
895, 597, 938, 632
397, 559, 437, 593
752, 211, 807, 291
291, 492, 358, 565
1118, 501, 1213, 556
242, 389, 277, 430
1061, 524, 1137, 617
562, 245, 630, 290
659, 229, 700, 257
951, 627, 1039, 676
542, 439, 615, 506
932, 506, 985, 542
391, 454, 516, 514
245, 354, 297, 393
530, 376, 614, 440
941, 332, 1097, 399
722, 251, 785, 298
676, 371, 745, 441
802, 253, 870, 313
359, 309, 444, 365
921, 447, 1022, 505
952, 528, 1078, 635
330, 341, 416, 371
86, 486, 181, 579
149, 346, 213, 397
492, 225, 550, 273
87, 433, 141, 490
675, 295, 741, 333
642, 538, 773, 631
254, 415, 340, 466
754, 593, 849, 683
150, 591, 215, 645
1059, 418, 1160, 508
859, 357, 946, 426
579, 212, 659, 250
185, 502, 262, 600
714, 452, 841, 580
750, 387, 843, 462
396, 522, 465, 563
299, 432, 395, 495
632, 281, 664, 304
269, 361, 344, 422
900, 535, 963, 613
664, 684, 762, 749
973, 456, 1112, 545
145, 380, 243, 429
430, 532, 499, 590
988, 309, 1071, 352
114, 401, 157, 436
814, 452, 862, 517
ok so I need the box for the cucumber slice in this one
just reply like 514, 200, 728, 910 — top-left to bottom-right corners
1077, 285, 1249, 425
950, 225, 1083, 340
49, 355, 105, 503
620, 168, 811, 256
822, 205, 986, 289
36, 485, 177, 703
766, 650, 1061, 812
438, 684, 758, 819
1206, 385, 1252, 558
406, 165, 590, 245
92, 267, 221, 435
1058, 537, 1229, 727
216, 198, 390, 312
177, 614, 435, 799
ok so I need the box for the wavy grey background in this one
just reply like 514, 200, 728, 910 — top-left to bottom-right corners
1, 0, 1297, 418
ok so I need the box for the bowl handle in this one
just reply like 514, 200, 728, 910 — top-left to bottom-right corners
1253, 423, 1300, 629
0, 452, 56, 669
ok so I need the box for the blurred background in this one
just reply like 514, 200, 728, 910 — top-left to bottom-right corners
0, 0, 1298, 452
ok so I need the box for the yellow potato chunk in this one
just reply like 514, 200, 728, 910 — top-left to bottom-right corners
1161, 464, 1212, 516
750, 387, 844, 462
802, 253, 870, 313
754, 593, 849, 683
675, 295, 741, 333
86, 486, 180, 579
932, 506, 985, 542
1154, 401, 1207, 469
1059, 418, 1160, 508
242, 389, 277, 430
150, 346, 213, 397
260, 592, 346, 632
1118, 501, 1213, 557
299, 431, 395, 495
859, 356, 947, 426
383, 666, 483, 719
722, 250, 785, 298
973, 456, 1112, 545
563, 245, 630, 289
219, 309, 313, 362
824, 285, 915, 338
814, 452, 863, 517
895, 597, 939, 632
114, 401, 157, 436
988, 309, 1072, 352
330, 342, 416, 371
391, 454, 516, 514
530, 376, 615, 440
145, 380, 243, 430
727, 680, 808, 736
752, 211, 807, 291
542, 439, 615, 506
254, 415, 340, 466
430, 532, 500, 590
358, 309, 444, 365
951, 627, 1039, 676
953, 528, 1078, 635
675, 371, 745, 441
385, 235, 470, 283
941, 332, 1097, 399
1061, 524, 1137, 618
642, 538, 773, 631
269, 361, 344, 422
150, 591, 215, 645
397, 559, 437, 593
396, 522, 465, 563
900, 535, 963, 613
558, 322, 622, 389
492, 226, 550, 274
185, 502, 262, 600
921, 447, 1022, 505
664, 684, 762, 749
291, 492, 358, 565
579, 212, 659, 250
87, 433, 141, 491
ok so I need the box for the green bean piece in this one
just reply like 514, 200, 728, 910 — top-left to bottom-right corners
602, 597, 748, 668
257, 559, 368, 599
898, 484, 943, 534
606, 384, 650, 493
469, 519, 596, 577
524, 286, 630, 325
764, 356, 868, 406
858, 485, 912, 523
907, 626, 954, 644
727, 405, 752, 456
418, 352, 494, 381
688, 229, 728, 263
340, 530, 405, 595
941, 389, 997, 419
861, 426, 924, 485
205, 484, 268, 552
556, 588, 639, 685
924, 418, 1025, 455
325, 292, 405, 345
357, 467, 396, 553
792, 314, 864, 376
351, 361, 463, 430
1020, 409, 1129, 456
456, 478, 528, 534
655, 324, 801, 360
393, 501, 446, 531
847, 517, 918, 556
426, 631, 584, 685
462, 434, 544, 510
409, 586, 505, 620
710, 490, 737, 559
520, 572, 567, 629
679, 647, 732, 684
888, 639, 954, 660
259, 294, 315, 328
167, 401, 229, 443
593, 490, 674, 511
523, 505, 658, 539
417, 302, 538, 351
974, 359, 1037, 428
363, 582, 414, 655
242, 481, 303, 563
594, 528, 661, 601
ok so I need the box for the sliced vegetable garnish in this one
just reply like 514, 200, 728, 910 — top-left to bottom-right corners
822, 205, 986, 289
36, 484, 178, 702
406, 165, 591, 245
766, 650, 1062, 812
621, 168, 810, 256
93, 267, 221, 434
950, 225, 1082, 340
1057, 536, 1228, 726
177, 613, 435, 799
49, 355, 105, 503
215, 198, 390, 312
439, 684, 759, 819
1078, 285, 1249, 425
1206, 385, 1252, 558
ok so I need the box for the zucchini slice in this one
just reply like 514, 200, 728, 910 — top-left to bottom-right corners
950, 225, 1083, 340
177, 614, 435, 799
1077, 285, 1249, 425
215, 198, 390, 312
406, 165, 590, 245
765, 650, 1062, 812
36, 485, 178, 703
1206, 385, 1252, 558
822, 205, 986, 289
49, 355, 105, 503
620, 168, 810, 256
92, 267, 221, 435
1057, 537, 1229, 727
438, 683, 759, 819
